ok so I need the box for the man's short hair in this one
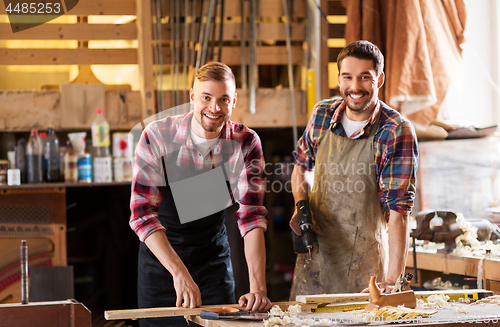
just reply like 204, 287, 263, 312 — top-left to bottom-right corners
196, 62, 236, 84
337, 40, 384, 76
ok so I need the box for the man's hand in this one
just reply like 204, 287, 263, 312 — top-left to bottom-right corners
289, 208, 301, 235
238, 291, 272, 311
289, 207, 314, 236
173, 273, 202, 308
361, 280, 395, 294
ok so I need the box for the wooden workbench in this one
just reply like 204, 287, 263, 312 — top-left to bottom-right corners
189, 302, 500, 327
406, 249, 500, 291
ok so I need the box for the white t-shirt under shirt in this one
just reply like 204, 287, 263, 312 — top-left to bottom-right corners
341, 112, 368, 138
190, 129, 219, 157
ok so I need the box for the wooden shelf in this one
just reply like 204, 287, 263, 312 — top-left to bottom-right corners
0, 181, 131, 191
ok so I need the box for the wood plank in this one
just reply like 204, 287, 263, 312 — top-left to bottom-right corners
296, 289, 494, 304
160, 22, 305, 42
62, 0, 136, 15
135, 0, 156, 119
406, 251, 500, 282
231, 89, 308, 127
0, 0, 135, 15
60, 83, 105, 128
0, 88, 304, 131
223, 0, 306, 18
320, 0, 330, 99
170, 46, 304, 66
105, 301, 315, 320
0, 90, 142, 131
0, 48, 137, 65
0, 23, 137, 40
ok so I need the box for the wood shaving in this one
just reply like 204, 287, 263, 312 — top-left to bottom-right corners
287, 304, 302, 315
374, 306, 435, 321
456, 306, 469, 314
452, 213, 500, 258
269, 305, 284, 317
477, 295, 500, 304
458, 297, 473, 304
417, 294, 450, 309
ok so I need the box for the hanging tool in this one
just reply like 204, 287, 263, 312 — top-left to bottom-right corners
170, 0, 176, 109
188, 0, 198, 94
201, 0, 216, 66
194, 0, 207, 77
240, 0, 247, 90
20, 240, 28, 304
282, 0, 298, 144
208, 0, 218, 61
183, 0, 189, 104
217, 0, 225, 62
175, 0, 181, 108
248, 0, 257, 114
292, 199, 314, 260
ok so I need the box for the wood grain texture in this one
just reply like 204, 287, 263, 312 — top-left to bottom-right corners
0, 23, 137, 40
0, 49, 137, 65
296, 289, 494, 304
0, 89, 306, 131
60, 83, 105, 128
105, 302, 316, 320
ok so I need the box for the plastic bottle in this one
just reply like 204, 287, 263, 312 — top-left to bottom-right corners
26, 129, 43, 184
15, 138, 27, 184
44, 126, 60, 182
91, 108, 110, 157
64, 140, 78, 183
39, 132, 47, 181
91, 108, 112, 182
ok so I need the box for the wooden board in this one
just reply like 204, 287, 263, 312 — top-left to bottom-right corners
296, 289, 494, 304
0, 23, 137, 40
0, 49, 137, 65
105, 301, 316, 320
0, 89, 306, 131
407, 250, 500, 282
60, 83, 105, 129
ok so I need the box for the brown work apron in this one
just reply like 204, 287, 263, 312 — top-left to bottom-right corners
290, 112, 388, 299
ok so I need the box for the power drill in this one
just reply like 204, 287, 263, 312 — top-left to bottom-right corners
292, 199, 314, 260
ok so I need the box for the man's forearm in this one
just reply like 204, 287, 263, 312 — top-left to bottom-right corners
144, 230, 190, 278
291, 164, 309, 203
243, 228, 267, 294
386, 210, 409, 284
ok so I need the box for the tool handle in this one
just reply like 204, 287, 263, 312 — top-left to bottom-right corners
200, 311, 222, 320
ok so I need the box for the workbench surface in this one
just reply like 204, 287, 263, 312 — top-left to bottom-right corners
189, 302, 500, 327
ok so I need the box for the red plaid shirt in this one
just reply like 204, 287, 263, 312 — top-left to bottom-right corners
130, 111, 268, 242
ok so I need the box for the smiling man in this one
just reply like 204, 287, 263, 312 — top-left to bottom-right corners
289, 41, 419, 298
130, 62, 271, 327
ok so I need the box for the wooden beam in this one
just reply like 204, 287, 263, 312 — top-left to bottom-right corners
161, 46, 304, 66
159, 22, 305, 42
0, 23, 137, 40
135, 0, 155, 119
222, 0, 307, 18
0, 0, 136, 15
0, 49, 137, 65
320, 0, 330, 100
